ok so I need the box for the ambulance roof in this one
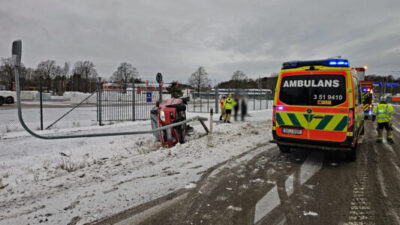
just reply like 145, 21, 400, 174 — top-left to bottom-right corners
282, 58, 349, 69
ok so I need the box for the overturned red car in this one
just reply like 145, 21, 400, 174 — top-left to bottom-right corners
151, 97, 192, 147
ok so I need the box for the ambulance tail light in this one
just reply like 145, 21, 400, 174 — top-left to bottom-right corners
272, 106, 276, 126
347, 109, 354, 132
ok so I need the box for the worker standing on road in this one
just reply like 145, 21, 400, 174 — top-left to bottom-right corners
372, 97, 395, 143
223, 94, 236, 123
233, 95, 239, 121
219, 96, 226, 121
241, 98, 247, 121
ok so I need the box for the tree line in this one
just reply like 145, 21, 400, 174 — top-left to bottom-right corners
188, 66, 278, 93
0, 59, 142, 95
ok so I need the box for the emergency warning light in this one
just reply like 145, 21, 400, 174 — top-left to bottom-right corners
362, 87, 368, 92
329, 59, 349, 66
282, 58, 350, 69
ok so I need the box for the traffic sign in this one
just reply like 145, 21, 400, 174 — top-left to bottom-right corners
156, 73, 163, 84
373, 82, 382, 87
146, 92, 152, 103
385, 83, 399, 87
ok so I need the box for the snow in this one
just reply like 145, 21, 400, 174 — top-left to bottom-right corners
303, 211, 318, 216
0, 105, 273, 225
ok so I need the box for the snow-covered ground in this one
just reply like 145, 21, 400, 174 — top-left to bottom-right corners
0, 106, 272, 225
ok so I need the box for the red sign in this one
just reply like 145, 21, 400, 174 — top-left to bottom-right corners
360, 81, 373, 88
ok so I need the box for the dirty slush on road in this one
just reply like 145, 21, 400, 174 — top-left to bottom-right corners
122, 119, 400, 225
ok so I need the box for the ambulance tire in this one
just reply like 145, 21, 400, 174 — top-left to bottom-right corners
278, 144, 291, 153
346, 146, 357, 162
0, 96, 4, 106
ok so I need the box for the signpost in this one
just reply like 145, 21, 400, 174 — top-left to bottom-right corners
156, 73, 163, 102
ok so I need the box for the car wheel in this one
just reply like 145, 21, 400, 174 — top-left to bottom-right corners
5, 96, 14, 104
278, 144, 291, 153
0, 96, 4, 106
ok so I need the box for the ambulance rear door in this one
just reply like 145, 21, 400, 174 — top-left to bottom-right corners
276, 71, 349, 142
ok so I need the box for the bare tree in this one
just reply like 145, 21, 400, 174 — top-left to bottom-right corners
231, 70, 247, 89
72, 61, 98, 92
62, 62, 70, 77
0, 58, 14, 90
36, 60, 58, 92
112, 62, 139, 89
189, 66, 210, 93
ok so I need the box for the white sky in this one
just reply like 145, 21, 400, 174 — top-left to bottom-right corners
1, 0, 400, 83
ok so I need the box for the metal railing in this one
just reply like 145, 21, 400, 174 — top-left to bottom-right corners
96, 82, 171, 124
187, 89, 272, 113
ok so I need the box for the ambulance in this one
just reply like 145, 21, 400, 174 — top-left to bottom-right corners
271, 59, 364, 161
360, 80, 374, 119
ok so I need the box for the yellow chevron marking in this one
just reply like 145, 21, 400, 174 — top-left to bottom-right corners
280, 113, 293, 126
309, 117, 322, 129
324, 115, 345, 131
295, 113, 308, 128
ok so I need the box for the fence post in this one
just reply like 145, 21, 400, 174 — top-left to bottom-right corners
39, 76, 43, 130
159, 83, 162, 103
97, 78, 102, 126
207, 91, 209, 113
215, 88, 219, 114
200, 91, 203, 113
253, 90, 256, 111
132, 80, 136, 121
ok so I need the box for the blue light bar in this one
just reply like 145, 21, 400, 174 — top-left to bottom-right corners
329, 61, 337, 66
329, 59, 349, 66
282, 58, 350, 69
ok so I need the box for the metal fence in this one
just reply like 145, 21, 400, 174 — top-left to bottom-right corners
97, 86, 169, 122
187, 89, 273, 113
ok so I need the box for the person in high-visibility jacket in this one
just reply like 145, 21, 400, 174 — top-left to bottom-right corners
219, 96, 226, 121
372, 97, 395, 143
223, 94, 236, 123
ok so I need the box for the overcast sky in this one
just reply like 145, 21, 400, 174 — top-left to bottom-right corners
1, 0, 400, 83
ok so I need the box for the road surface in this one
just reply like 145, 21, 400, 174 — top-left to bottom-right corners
93, 106, 400, 225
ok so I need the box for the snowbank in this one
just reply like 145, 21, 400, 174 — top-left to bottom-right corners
0, 110, 272, 225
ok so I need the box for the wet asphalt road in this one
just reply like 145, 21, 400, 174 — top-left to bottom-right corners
95, 107, 400, 225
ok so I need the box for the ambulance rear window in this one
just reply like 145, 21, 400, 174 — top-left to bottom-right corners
279, 74, 346, 106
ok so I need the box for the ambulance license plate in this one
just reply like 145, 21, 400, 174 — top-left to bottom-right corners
282, 128, 303, 135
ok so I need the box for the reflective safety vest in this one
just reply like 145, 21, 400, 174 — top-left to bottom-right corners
223, 98, 236, 110
220, 99, 225, 109
373, 103, 395, 123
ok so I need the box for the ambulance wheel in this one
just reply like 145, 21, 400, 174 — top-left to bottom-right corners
278, 144, 291, 153
0, 96, 4, 106
5, 96, 14, 104
346, 147, 357, 162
